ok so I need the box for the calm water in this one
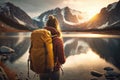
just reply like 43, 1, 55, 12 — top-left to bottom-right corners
0, 32, 120, 80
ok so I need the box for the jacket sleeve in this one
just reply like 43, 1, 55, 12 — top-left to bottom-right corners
56, 38, 66, 64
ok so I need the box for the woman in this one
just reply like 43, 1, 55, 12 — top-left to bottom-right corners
40, 15, 66, 80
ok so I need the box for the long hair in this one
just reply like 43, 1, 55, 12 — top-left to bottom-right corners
46, 15, 62, 38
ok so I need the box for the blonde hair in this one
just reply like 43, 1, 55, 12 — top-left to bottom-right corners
46, 15, 62, 37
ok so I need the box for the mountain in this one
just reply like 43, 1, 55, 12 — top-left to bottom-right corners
1, 1, 119, 32
0, 2, 38, 32
33, 1, 120, 31
33, 7, 87, 30
86, 1, 120, 29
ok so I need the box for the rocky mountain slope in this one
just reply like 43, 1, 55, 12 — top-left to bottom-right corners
33, 1, 120, 31
0, 1, 120, 32
86, 1, 120, 29
0, 2, 38, 32
33, 6, 87, 30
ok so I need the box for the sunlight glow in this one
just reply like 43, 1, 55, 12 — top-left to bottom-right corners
63, 33, 120, 38
61, 0, 119, 21
63, 49, 100, 68
87, 10, 98, 19
63, 33, 102, 38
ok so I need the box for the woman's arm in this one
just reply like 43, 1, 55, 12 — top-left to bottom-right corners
56, 38, 66, 64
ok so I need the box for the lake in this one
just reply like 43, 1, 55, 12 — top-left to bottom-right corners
0, 32, 120, 80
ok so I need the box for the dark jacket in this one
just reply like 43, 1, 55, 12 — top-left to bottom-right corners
44, 26, 66, 71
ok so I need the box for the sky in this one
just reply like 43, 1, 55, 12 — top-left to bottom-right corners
0, 0, 119, 18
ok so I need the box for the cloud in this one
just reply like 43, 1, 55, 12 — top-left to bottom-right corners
6, 0, 62, 12
1, 0, 71, 17
0, 0, 64, 17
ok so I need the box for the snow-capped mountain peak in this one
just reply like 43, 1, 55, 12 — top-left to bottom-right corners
33, 6, 88, 29
0, 2, 38, 32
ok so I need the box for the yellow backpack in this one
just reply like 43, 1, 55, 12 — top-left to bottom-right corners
28, 29, 54, 74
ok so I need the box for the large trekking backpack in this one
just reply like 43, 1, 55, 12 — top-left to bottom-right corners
29, 29, 54, 74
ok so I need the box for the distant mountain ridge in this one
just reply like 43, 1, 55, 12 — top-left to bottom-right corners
33, 6, 87, 30
0, 1, 120, 32
33, 1, 120, 31
0, 2, 38, 32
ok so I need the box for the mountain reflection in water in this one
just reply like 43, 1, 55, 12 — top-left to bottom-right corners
0, 32, 120, 80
